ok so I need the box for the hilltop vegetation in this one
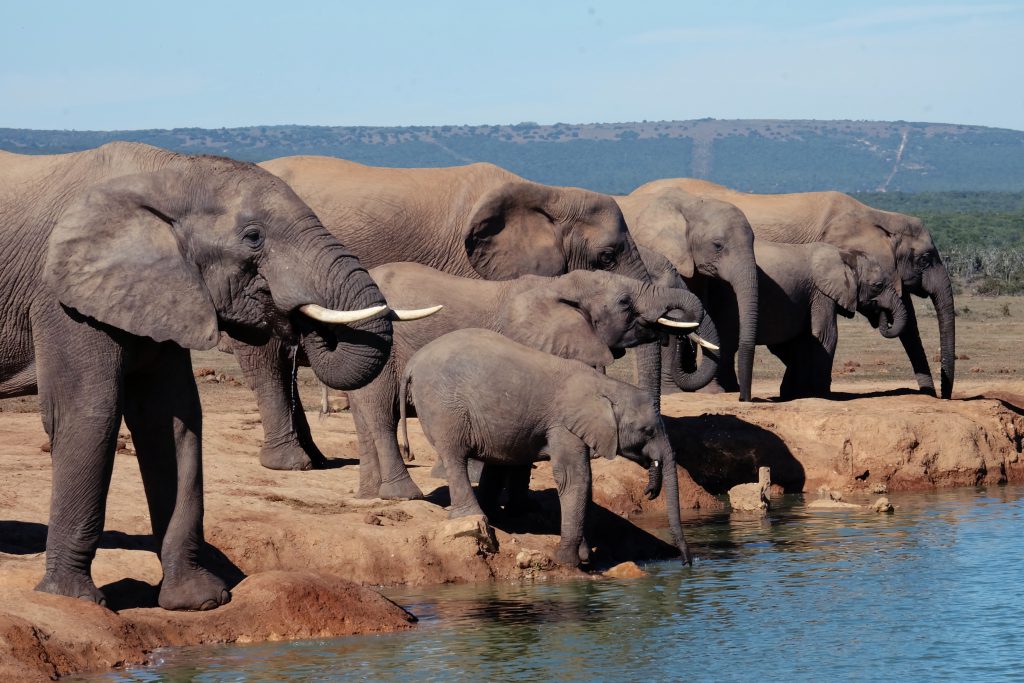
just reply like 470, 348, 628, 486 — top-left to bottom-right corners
2, 119, 1023, 194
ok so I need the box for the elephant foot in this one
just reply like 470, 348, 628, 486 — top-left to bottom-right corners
159, 566, 230, 611
578, 537, 591, 564
697, 381, 728, 395
554, 543, 582, 568
378, 474, 424, 501
259, 441, 314, 471
35, 570, 106, 607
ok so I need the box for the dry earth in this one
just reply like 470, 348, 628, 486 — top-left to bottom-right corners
1, 294, 1022, 679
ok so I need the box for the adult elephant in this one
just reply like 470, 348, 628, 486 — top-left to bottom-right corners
244, 156, 657, 473
0, 142, 399, 611
637, 179, 956, 399
616, 189, 759, 400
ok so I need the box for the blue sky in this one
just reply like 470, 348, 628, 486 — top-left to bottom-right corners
2, 1, 1022, 131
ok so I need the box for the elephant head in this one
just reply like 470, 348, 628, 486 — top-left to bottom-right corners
619, 189, 757, 400
45, 152, 402, 391
878, 213, 955, 398
562, 378, 691, 564
464, 181, 650, 283
497, 269, 710, 368
836, 250, 908, 339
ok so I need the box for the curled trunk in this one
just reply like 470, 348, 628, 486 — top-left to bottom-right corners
877, 288, 908, 339
666, 312, 721, 391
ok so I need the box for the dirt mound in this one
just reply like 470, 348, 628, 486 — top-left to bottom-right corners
0, 571, 415, 682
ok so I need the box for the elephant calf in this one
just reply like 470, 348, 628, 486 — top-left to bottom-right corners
678, 240, 906, 399
400, 328, 691, 567
351, 262, 713, 500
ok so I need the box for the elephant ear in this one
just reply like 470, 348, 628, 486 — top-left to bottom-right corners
813, 246, 858, 315
632, 192, 696, 278
564, 388, 619, 460
45, 170, 220, 350
499, 282, 614, 368
464, 181, 566, 280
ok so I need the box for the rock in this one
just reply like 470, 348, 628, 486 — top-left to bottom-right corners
869, 483, 888, 494
440, 515, 498, 554
728, 467, 771, 515
603, 561, 648, 579
807, 499, 862, 510
872, 497, 895, 514
515, 549, 554, 570
39, 440, 50, 453
380, 509, 412, 523
363, 513, 382, 525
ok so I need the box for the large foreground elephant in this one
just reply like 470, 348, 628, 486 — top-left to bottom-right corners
242, 157, 658, 472
617, 189, 759, 400
638, 179, 956, 399
0, 143, 395, 610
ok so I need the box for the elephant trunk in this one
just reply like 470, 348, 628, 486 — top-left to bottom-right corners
655, 437, 691, 565
924, 262, 956, 399
667, 312, 721, 391
877, 288, 908, 339
271, 234, 393, 391
728, 265, 759, 402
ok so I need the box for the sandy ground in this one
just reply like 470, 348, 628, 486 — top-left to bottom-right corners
1, 293, 1022, 680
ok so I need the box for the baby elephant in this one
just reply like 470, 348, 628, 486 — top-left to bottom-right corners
354, 261, 710, 500
400, 328, 691, 567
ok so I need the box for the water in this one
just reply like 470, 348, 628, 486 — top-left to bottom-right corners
87, 487, 1024, 682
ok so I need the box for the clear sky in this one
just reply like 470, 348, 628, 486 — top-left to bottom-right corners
2, 1, 1022, 131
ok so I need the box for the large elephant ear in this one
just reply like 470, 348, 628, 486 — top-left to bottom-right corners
499, 283, 614, 368
564, 390, 619, 460
813, 247, 858, 314
45, 170, 220, 350
632, 193, 696, 278
464, 181, 566, 280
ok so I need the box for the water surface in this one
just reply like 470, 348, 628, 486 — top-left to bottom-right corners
88, 487, 1024, 682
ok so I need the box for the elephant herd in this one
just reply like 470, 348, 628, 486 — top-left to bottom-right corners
0, 142, 955, 612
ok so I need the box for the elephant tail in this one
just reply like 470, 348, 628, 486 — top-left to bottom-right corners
399, 368, 413, 462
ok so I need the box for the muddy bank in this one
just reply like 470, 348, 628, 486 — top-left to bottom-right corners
2, 379, 1022, 679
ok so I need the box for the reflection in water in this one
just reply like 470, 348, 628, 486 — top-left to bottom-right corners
85, 487, 1024, 682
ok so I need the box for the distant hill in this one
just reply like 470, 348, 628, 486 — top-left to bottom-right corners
2, 119, 1023, 194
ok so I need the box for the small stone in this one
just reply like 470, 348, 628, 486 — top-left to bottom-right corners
604, 561, 648, 579
516, 549, 554, 570
869, 483, 888, 495
872, 497, 895, 514
440, 515, 498, 554
363, 513, 382, 526
40, 440, 51, 453
728, 467, 771, 515
828, 490, 844, 501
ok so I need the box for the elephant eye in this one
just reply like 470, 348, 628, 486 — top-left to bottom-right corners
712, 240, 725, 252
871, 281, 884, 295
917, 253, 932, 266
617, 294, 632, 310
597, 250, 617, 269
242, 226, 265, 250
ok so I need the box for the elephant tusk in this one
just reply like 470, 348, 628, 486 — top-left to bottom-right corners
299, 303, 388, 325
652, 460, 660, 468
689, 333, 719, 351
388, 304, 444, 321
657, 317, 699, 329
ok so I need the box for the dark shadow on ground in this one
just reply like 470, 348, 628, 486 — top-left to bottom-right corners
662, 414, 805, 494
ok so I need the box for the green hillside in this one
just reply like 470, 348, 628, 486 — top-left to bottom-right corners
2, 119, 1023, 194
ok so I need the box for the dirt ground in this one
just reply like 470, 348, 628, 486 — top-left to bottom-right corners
1, 293, 1022, 680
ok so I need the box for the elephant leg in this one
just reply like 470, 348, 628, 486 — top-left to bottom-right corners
476, 463, 506, 518
436, 442, 485, 520
549, 431, 590, 568
809, 301, 839, 397
350, 398, 383, 499
232, 338, 322, 471
33, 316, 123, 605
897, 295, 937, 396
123, 345, 229, 611
503, 464, 535, 516
769, 342, 798, 400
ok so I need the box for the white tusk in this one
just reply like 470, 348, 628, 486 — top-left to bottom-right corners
688, 333, 719, 351
299, 303, 388, 325
652, 461, 660, 468
388, 304, 444, 321
657, 317, 699, 329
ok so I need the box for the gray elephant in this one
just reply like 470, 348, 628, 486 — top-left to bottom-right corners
352, 262, 713, 500
616, 188, 759, 401
238, 156, 661, 472
678, 240, 908, 399
400, 328, 691, 567
640, 178, 956, 399
0, 143, 400, 611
